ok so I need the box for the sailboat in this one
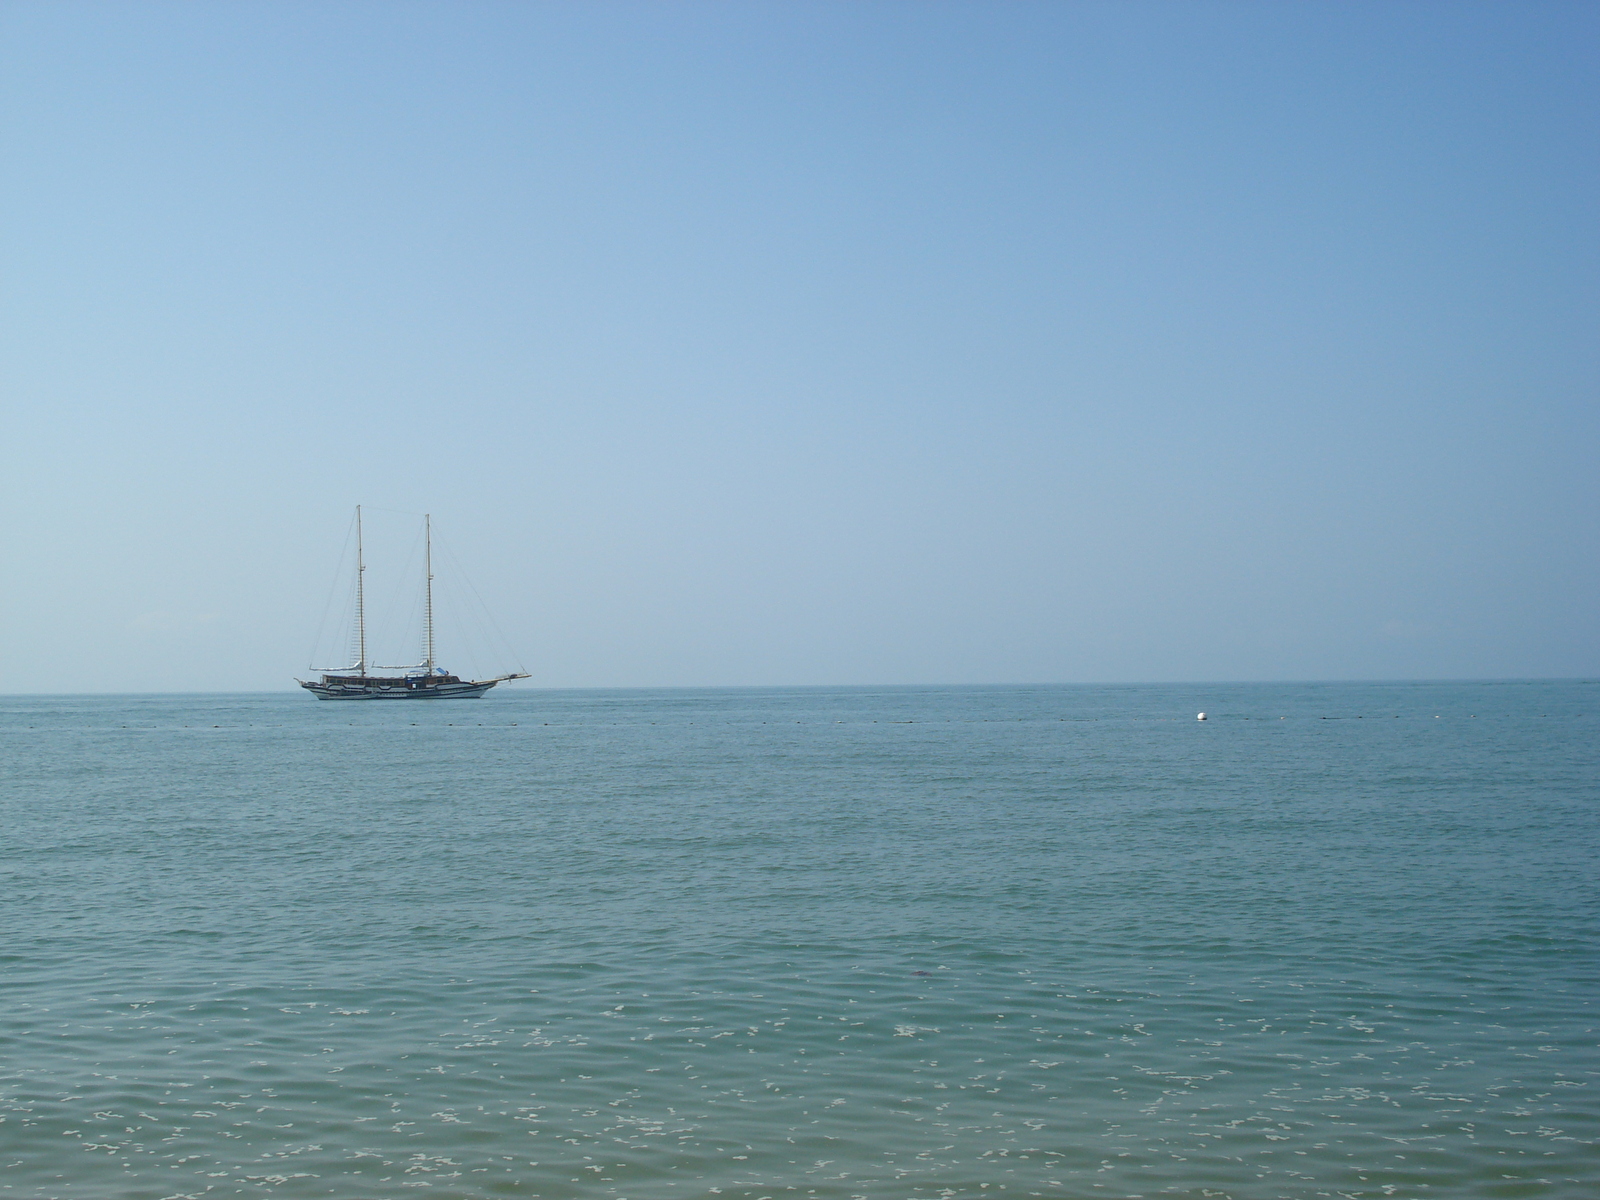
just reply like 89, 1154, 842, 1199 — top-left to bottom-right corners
298, 507, 530, 700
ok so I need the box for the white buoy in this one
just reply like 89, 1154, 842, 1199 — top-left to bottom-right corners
1197, 712, 1207, 721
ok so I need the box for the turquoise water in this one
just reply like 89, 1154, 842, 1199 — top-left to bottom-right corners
1, 681, 1595, 1199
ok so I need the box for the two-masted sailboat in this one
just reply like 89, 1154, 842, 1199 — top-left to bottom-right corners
298, 507, 529, 700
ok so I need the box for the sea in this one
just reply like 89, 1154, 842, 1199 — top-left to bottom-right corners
1, 681, 1595, 1200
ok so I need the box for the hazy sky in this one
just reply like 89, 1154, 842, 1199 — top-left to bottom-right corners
3, 0, 1596, 692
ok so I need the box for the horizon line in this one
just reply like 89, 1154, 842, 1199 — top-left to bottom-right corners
1, 676, 1595, 699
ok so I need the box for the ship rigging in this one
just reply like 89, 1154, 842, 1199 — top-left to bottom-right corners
298, 506, 529, 700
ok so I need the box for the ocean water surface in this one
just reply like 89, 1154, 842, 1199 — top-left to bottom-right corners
1, 681, 1595, 1199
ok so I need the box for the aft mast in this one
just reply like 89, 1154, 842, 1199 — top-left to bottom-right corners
423, 513, 435, 673
355, 504, 368, 676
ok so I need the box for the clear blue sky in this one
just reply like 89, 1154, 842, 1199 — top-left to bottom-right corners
2, 0, 1595, 691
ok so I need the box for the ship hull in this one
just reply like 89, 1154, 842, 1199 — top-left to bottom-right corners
299, 678, 499, 700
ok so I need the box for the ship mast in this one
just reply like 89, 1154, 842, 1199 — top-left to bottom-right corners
355, 504, 368, 676
423, 513, 435, 673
